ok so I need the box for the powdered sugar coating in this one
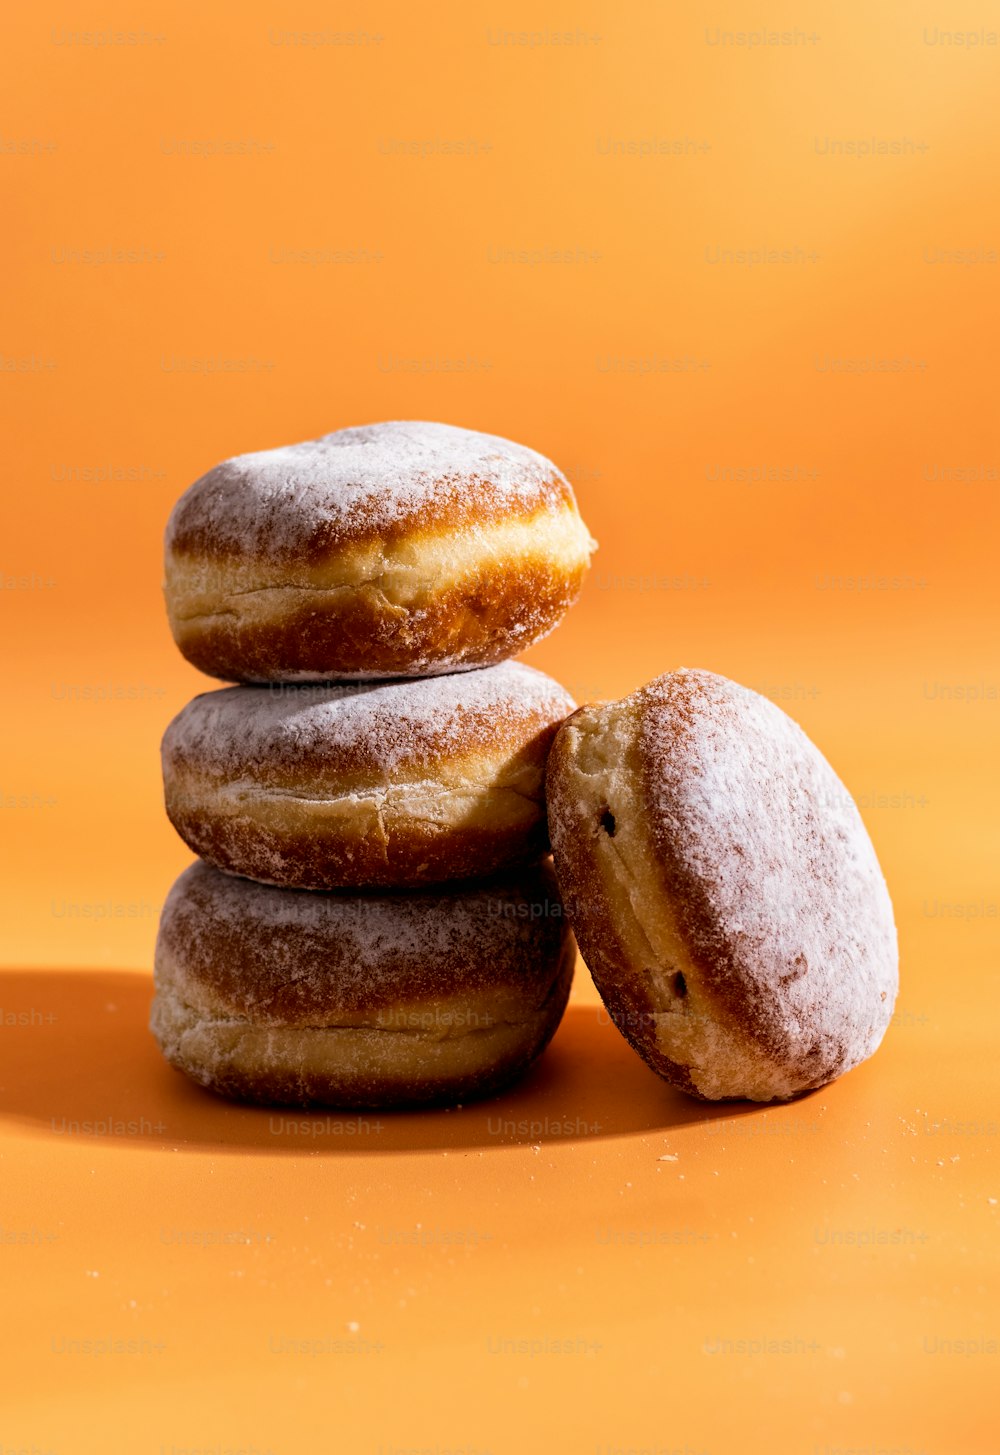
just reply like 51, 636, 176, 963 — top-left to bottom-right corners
156, 859, 571, 1019
637, 669, 898, 1081
166, 419, 578, 559
162, 661, 575, 779
150, 859, 576, 1107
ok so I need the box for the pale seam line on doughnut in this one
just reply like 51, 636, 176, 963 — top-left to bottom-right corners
166, 771, 544, 836
151, 985, 549, 1093
154, 983, 562, 1038
372, 790, 390, 860
165, 750, 546, 815
194, 777, 542, 809
161, 994, 539, 1037
165, 509, 594, 624
563, 708, 799, 1101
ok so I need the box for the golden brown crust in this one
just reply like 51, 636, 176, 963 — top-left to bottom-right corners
164, 798, 553, 893
547, 673, 899, 1102
150, 860, 575, 1108
166, 551, 589, 683
161, 665, 575, 889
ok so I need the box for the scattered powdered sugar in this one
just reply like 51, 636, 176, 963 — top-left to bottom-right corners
162, 661, 575, 775
166, 420, 572, 556
637, 668, 898, 1074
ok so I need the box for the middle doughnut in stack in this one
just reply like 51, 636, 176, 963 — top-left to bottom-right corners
162, 662, 576, 890
153, 420, 591, 1108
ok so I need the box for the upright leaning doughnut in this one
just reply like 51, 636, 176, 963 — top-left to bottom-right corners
161, 663, 576, 889
164, 420, 596, 681
546, 668, 899, 1102
150, 859, 575, 1108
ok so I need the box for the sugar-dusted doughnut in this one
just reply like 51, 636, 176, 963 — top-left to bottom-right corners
546, 669, 898, 1101
150, 859, 575, 1108
161, 662, 575, 890
164, 420, 595, 681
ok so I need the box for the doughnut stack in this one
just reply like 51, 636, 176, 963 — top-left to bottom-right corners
152, 421, 596, 1108
153, 418, 900, 1108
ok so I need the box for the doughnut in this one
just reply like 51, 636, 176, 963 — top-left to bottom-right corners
546, 668, 898, 1102
161, 662, 575, 890
164, 419, 595, 681
150, 859, 575, 1108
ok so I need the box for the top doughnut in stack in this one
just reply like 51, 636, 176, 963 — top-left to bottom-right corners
164, 418, 594, 684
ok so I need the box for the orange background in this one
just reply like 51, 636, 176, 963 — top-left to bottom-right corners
2, 2, 998, 1451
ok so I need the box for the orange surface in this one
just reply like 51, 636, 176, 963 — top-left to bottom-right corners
1, 2, 998, 1451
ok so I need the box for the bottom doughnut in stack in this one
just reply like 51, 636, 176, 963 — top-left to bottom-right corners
150, 860, 574, 1109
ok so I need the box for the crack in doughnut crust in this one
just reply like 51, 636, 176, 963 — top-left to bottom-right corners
547, 669, 899, 1102
150, 860, 576, 1108
161, 663, 576, 889
164, 420, 596, 681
